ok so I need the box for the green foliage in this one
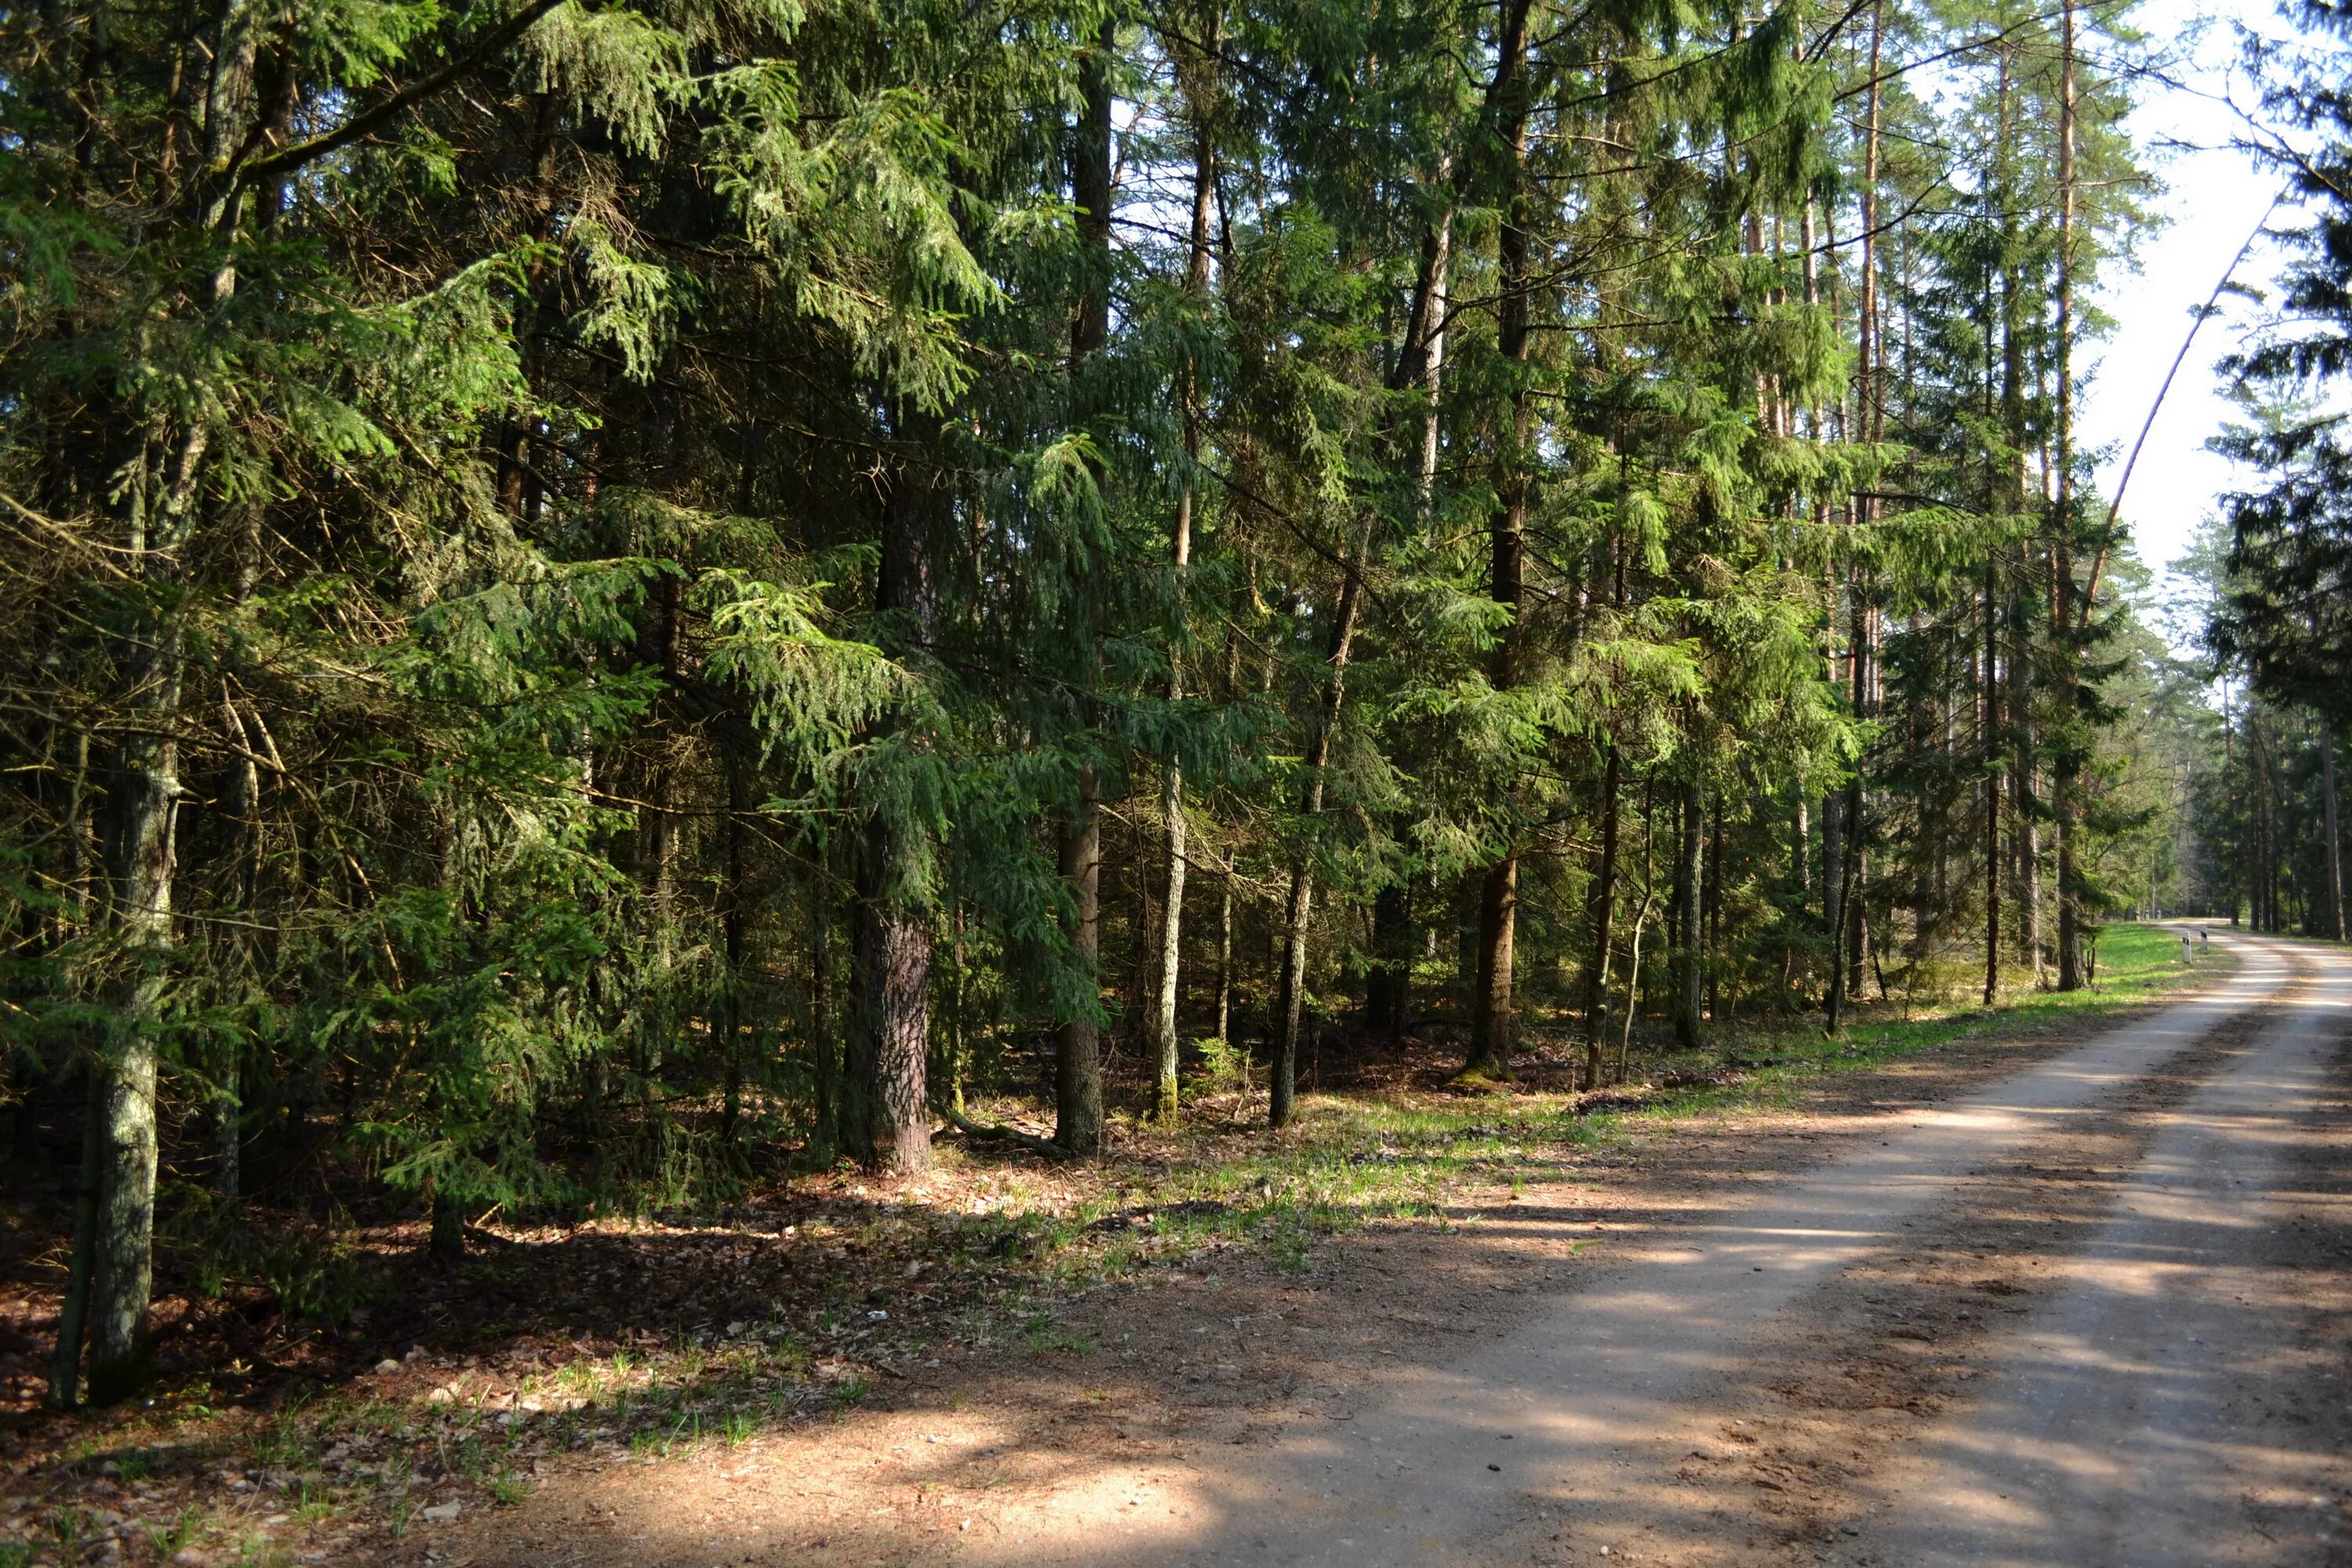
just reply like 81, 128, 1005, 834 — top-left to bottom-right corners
0, 0, 2196, 1396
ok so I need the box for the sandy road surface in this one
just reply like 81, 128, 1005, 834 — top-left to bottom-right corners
943, 933, 2352, 1567
443, 935, 2352, 1568
1860, 935, 2352, 1566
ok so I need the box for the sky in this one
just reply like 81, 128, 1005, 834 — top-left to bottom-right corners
2075, 0, 2296, 643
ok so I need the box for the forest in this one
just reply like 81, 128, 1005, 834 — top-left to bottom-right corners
8, 0, 2352, 1458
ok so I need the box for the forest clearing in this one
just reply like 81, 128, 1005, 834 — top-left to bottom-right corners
10, 0, 2352, 1559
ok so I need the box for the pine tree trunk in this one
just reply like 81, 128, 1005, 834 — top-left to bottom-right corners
1272, 517, 1374, 1127
721, 753, 750, 1141
2325, 711, 2346, 941
1057, 769, 1105, 1155
1367, 885, 1411, 1039
848, 823, 934, 1174
1822, 787, 1845, 1031
1470, 860, 1519, 1073
1152, 72, 1218, 1124
2053, 0, 2085, 992
1704, 793, 1724, 1022
844, 418, 940, 1175
808, 871, 837, 1162
1051, 16, 1114, 1151
430, 1192, 466, 1261
1465, 0, 1535, 1080
88, 604, 182, 1405
47, 1094, 102, 1409
1984, 561, 2002, 1007
1214, 872, 1234, 1049
2014, 680, 2042, 974
1582, 745, 1622, 1088
1671, 777, 1704, 1047
1846, 602, 1872, 1002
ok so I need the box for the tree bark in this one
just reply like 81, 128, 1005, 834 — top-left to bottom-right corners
1152, 78, 1217, 1123
1052, 15, 1113, 1152
1582, 744, 1623, 1088
1822, 786, 1845, 1031
1366, 885, 1412, 1040
1214, 870, 1234, 1049
2053, 0, 2086, 991
848, 843, 934, 1174
1465, 0, 1536, 1081
46, 1094, 102, 1409
88, 539, 184, 1406
808, 869, 837, 1162
1056, 768, 1105, 1154
1704, 792, 1724, 1022
2325, 710, 2347, 941
1671, 776, 1705, 1047
1984, 560, 2003, 1007
1272, 516, 1374, 1127
844, 421, 940, 1175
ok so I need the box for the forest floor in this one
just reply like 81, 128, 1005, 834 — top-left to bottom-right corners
7, 923, 2340, 1567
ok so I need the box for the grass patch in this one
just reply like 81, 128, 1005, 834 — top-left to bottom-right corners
1004, 921, 2225, 1285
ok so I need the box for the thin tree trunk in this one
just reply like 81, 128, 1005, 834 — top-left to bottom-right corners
2325, 710, 2347, 941
1272, 515, 1375, 1127
1823, 786, 1845, 1031
1152, 65, 1218, 1123
47, 1094, 102, 1409
1671, 776, 1705, 1047
1704, 792, 1724, 1022
1418, 199, 1454, 510
1367, 885, 1412, 1039
1582, 745, 1623, 1089
721, 751, 750, 1141
1984, 560, 2003, 1007
1214, 869, 1234, 1049
1792, 792, 1809, 913
1846, 599, 1872, 1002
2054, 0, 2085, 991
1056, 768, 1105, 1153
1466, 0, 1536, 1080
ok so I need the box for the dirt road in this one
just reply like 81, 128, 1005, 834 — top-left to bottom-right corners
887, 931, 2343, 1568
450, 934, 2352, 1567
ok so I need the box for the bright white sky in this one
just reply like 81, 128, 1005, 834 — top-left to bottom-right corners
2078, 0, 2296, 641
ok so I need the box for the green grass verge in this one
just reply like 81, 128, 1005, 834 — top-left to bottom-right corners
1014, 920, 2227, 1283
